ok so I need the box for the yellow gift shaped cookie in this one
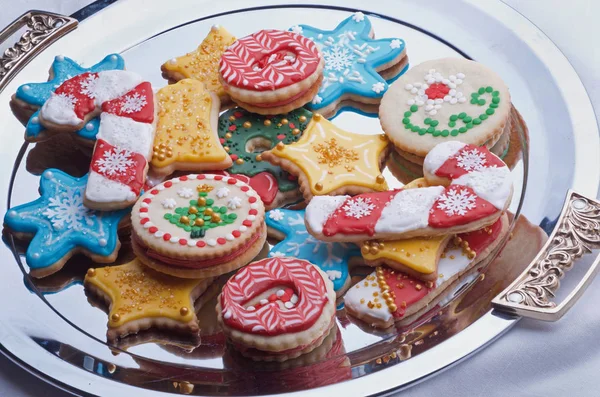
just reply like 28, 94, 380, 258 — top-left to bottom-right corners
84, 259, 215, 341
161, 25, 236, 104
261, 114, 390, 201
151, 79, 232, 176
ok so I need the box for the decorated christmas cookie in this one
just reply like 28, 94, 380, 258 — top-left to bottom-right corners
3, 169, 128, 278
218, 107, 312, 209
84, 258, 215, 341
380, 58, 511, 159
305, 141, 512, 242
10, 54, 125, 145
261, 113, 390, 201
345, 213, 509, 328
151, 79, 232, 176
292, 12, 408, 119
161, 25, 237, 104
266, 208, 362, 297
217, 257, 336, 360
219, 29, 324, 115
131, 174, 266, 279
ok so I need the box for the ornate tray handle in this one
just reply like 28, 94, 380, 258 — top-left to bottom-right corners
0, 11, 77, 92
493, 191, 600, 321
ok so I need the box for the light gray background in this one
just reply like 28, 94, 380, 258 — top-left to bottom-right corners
0, 1, 599, 396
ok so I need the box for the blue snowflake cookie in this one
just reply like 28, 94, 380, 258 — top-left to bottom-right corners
4, 169, 129, 278
14, 54, 125, 144
265, 208, 362, 296
290, 12, 407, 118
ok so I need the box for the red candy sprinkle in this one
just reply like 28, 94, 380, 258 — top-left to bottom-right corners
214, 176, 223, 181
232, 230, 241, 238
164, 181, 172, 188
249, 196, 257, 203
234, 111, 243, 118
179, 239, 187, 245
196, 241, 206, 248
220, 138, 225, 144
140, 207, 148, 213
143, 198, 152, 203
217, 237, 227, 245
229, 125, 236, 131
241, 186, 249, 192
151, 189, 159, 195
227, 178, 237, 184
163, 233, 171, 241
289, 123, 295, 129
140, 218, 149, 225
149, 226, 158, 233
277, 134, 286, 140
425, 83, 450, 100
243, 220, 252, 227
249, 209, 258, 215
197, 175, 205, 180
180, 176, 188, 181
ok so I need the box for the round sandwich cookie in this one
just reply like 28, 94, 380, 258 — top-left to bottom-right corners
217, 257, 336, 361
131, 174, 266, 279
219, 29, 324, 115
380, 58, 512, 161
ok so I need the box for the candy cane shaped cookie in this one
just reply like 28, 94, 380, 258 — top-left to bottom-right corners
37, 70, 156, 210
217, 257, 336, 357
305, 141, 512, 242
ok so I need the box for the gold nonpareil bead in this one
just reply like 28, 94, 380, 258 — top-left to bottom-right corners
204, 208, 214, 216
376, 174, 385, 184
180, 307, 189, 316
225, 132, 233, 139
256, 154, 263, 162
228, 115, 236, 122
314, 182, 323, 191
197, 197, 207, 206
264, 119, 272, 126
235, 158, 244, 165
369, 246, 379, 255
276, 142, 285, 150
188, 206, 198, 214
292, 128, 300, 135
86, 268, 96, 277
194, 218, 205, 227
313, 113, 322, 121
157, 154, 166, 161
361, 246, 370, 255
299, 115, 307, 123
211, 213, 221, 223
281, 118, 288, 125
180, 216, 190, 225
111, 313, 120, 322
243, 121, 252, 129
388, 304, 398, 312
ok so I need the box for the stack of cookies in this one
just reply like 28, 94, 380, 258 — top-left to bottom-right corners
4, 10, 524, 366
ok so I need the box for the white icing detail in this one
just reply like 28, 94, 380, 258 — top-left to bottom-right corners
247, 215, 256, 221
140, 202, 149, 208
98, 238, 107, 247
390, 39, 402, 49
344, 271, 392, 321
223, 310, 232, 319
42, 186, 94, 231
187, 240, 196, 247
216, 187, 230, 198
32, 252, 41, 259
343, 197, 375, 219
375, 187, 444, 233
312, 95, 323, 105
95, 147, 134, 176
268, 209, 284, 221
169, 236, 179, 243
456, 149, 487, 171
56, 55, 64, 61
326, 270, 342, 280
177, 188, 194, 198
143, 221, 153, 229
247, 305, 256, 311
161, 198, 177, 209
44, 170, 54, 179
290, 294, 299, 304
41, 92, 80, 125
372, 82, 385, 94
90, 70, 143, 104
284, 301, 294, 309
207, 239, 217, 246
453, 167, 512, 210
85, 171, 135, 203
85, 122, 94, 131
31, 116, 39, 124
154, 231, 164, 238
271, 251, 286, 257
250, 203, 258, 209
22, 85, 30, 91
305, 195, 349, 234
423, 141, 466, 175
97, 114, 155, 158
436, 187, 477, 216
226, 233, 234, 241
352, 11, 365, 22
260, 299, 268, 305
227, 196, 242, 210
120, 92, 147, 113
239, 225, 248, 232
290, 25, 303, 34
276, 289, 285, 297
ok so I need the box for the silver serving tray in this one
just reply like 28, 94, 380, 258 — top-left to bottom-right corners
0, 0, 598, 396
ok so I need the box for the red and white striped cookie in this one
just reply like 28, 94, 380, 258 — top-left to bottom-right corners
217, 257, 336, 358
38, 70, 156, 210
219, 29, 324, 115
305, 141, 512, 242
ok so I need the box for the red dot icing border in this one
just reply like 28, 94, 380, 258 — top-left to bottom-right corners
137, 174, 261, 248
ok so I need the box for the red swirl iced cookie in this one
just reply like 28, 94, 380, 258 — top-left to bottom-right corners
217, 257, 336, 360
305, 141, 512, 242
219, 29, 324, 115
131, 174, 266, 279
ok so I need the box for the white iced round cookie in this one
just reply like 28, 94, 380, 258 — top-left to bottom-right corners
380, 58, 511, 157
131, 174, 265, 277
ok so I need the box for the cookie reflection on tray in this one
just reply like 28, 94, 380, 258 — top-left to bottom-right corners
25, 133, 91, 177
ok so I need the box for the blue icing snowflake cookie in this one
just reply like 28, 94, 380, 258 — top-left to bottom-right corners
291, 12, 407, 118
265, 208, 362, 296
4, 169, 129, 278
14, 54, 125, 144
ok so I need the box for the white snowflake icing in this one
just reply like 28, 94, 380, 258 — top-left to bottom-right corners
312, 95, 323, 105
42, 187, 94, 231
404, 69, 467, 116
215, 187, 230, 199
120, 93, 147, 114
343, 197, 375, 219
271, 251, 287, 258
372, 82, 386, 94
288, 214, 305, 226
53, 93, 77, 110
161, 198, 177, 209
269, 209, 285, 221
323, 46, 354, 72
80, 74, 98, 98
290, 25, 303, 34
95, 148, 133, 176
326, 270, 342, 280
177, 188, 194, 198
227, 196, 242, 210
352, 12, 365, 22
390, 39, 402, 49
456, 149, 487, 171
436, 188, 477, 216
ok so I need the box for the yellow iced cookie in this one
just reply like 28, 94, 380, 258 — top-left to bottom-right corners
151, 79, 232, 176
261, 114, 390, 200
84, 258, 214, 341
161, 25, 236, 103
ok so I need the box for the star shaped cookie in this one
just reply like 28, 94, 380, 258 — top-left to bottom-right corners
84, 258, 215, 341
12, 54, 125, 144
266, 208, 362, 296
3, 169, 128, 278
291, 12, 407, 118
161, 25, 236, 103
261, 113, 390, 200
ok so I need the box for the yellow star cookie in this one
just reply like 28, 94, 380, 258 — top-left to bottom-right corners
84, 258, 214, 341
360, 177, 451, 281
151, 79, 232, 176
161, 25, 236, 103
261, 114, 390, 200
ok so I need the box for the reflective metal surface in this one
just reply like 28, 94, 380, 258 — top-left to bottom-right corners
0, 0, 597, 396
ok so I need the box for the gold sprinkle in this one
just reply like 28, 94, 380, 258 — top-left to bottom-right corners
256, 154, 263, 162
188, 206, 198, 214
264, 119, 272, 126
180, 216, 190, 225
180, 307, 189, 316
299, 115, 307, 122
228, 115, 236, 122
235, 158, 244, 165
415, 284, 422, 291
225, 132, 232, 139
276, 142, 285, 150
197, 197, 207, 206
281, 118, 289, 125
111, 313, 120, 322
376, 174, 385, 184
315, 182, 323, 191
243, 121, 252, 129
86, 268, 96, 277
211, 213, 221, 223
196, 184, 214, 193
292, 128, 300, 135
204, 208, 214, 216
313, 113, 322, 121
194, 218, 204, 227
